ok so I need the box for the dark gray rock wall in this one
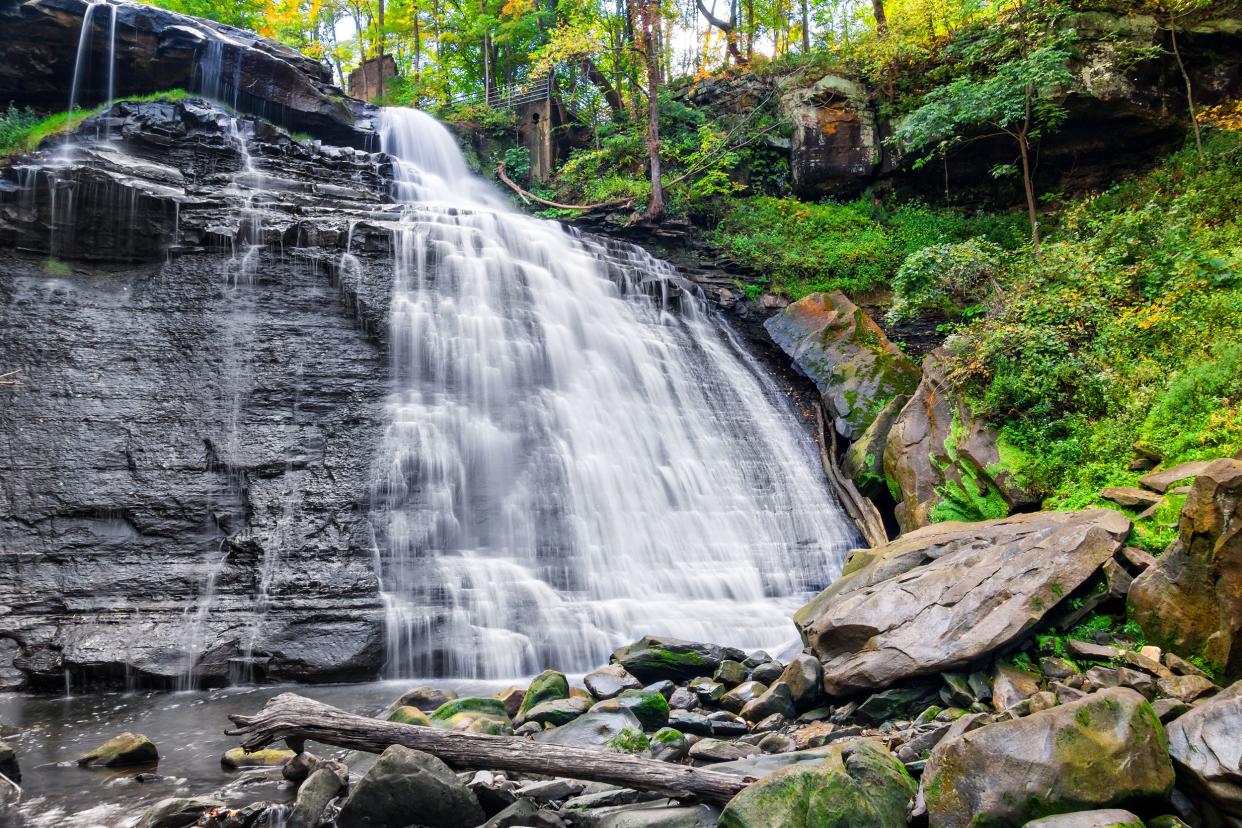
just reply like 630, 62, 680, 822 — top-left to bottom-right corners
0, 249, 389, 689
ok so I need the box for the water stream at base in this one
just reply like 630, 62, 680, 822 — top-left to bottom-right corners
373, 108, 859, 678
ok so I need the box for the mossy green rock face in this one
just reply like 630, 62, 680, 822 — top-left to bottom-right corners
718, 739, 914, 828
764, 291, 920, 440
611, 636, 743, 684
517, 670, 569, 720
77, 732, 159, 767
844, 395, 908, 499
922, 688, 1174, 828
430, 697, 513, 735
882, 350, 1040, 533
522, 696, 592, 726
387, 705, 431, 726
220, 747, 295, 768
594, 689, 670, 731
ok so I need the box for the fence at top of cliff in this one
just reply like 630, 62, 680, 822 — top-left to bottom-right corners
449, 74, 554, 110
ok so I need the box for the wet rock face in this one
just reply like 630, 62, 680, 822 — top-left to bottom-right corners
0, 0, 377, 146
779, 74, 880, 200
0, 100, 396, 689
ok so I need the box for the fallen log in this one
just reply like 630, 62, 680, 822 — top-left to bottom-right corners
226, 693, 753, 804
495, 163, 635, 212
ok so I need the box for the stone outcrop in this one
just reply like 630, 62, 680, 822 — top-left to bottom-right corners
0, 100, 395, 689
883, 350, 1041, 533
0, 0, 376, 146
1166, 679, 1242, 826
778, 73, 880, 200
765, 291, 919, 440
1129, 459, 1242, 681
795, 509, 1132, 694
920, 688, 1174, 828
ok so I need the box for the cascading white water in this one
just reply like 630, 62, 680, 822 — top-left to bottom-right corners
373, 108, 859, 678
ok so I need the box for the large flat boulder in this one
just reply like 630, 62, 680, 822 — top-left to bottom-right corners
883, 351, 1041, 533
1128, 459, 1242, 681
796, 509, 1132, 694
921, 688, 1174, 828
765, 292, 919, 440
1166, 679, 1242, 826
0, 0, 374, 146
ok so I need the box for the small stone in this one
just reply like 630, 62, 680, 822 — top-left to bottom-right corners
739, 682, 796, 723
1039, 657, 1079, 680
78, 732, 158, 768
777, 655, 825, 711
1100, 487, 1162, 509
1051, 682, 1087, 704
941, 673, 974, 707
220, 747, 295, 769
645, 680, 676, 700
517, 671, 570, 721
1084, 666, 1121, 690
135, 797, 226, 828
523, 697, 592, 727
1023, 809, 1145, 827
396, 686, 457, 712
593, 688, 669, 731
1163, 653, 1211, 680
749, 661, 784, 685
688, 676, 726, 705
1151, 698, 1189, 722
514, 721, 542, 736
1120, 650, 1172, 678
720, 681, 767, 714
1156, 674, 1215, 703
1139, 645, 1162, 663
743, 651, 772, 668
387, 705, 432, 726
495, 686, 526, 717
1117, 546, 1157, 572
1067, 640, 1124, 661
668, 687, 697, 710
688, 738, 760, 762
757, 733, 795, 754
708, 711, 750, 738
1117, 667, 1156, 699
752, 713, 786, 732
515, 778, 586, 802
967, 672, 992, 702
713, 660, 749, 687
1025, 691, 1056, 714
668, 710, 713, 736
992, 663, 1040, 712
583, 664, 641, 700
650, 727, 688, 762
796, 706, 831, 722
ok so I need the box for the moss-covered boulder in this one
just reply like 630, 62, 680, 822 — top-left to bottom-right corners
765, 291, 920, 440
883, 350, 1041, 533
1022, 810, 1145, 828
522, 696, 592, 727
844, 395, 908, 499
583, 664, 641, 700
77, 732, 158, 767
921, 688, 1174, 828
396, 686, 457, 712
387, 705, 431, 726
590, 688, 670, 731
429, 697, 513, 735
517, 670, 570, 721
650, 727, 688, 762
220, 747, 295, 769
536, 707, 643, 750
611, 636, 743, 684
718, 739, 914, 828
1128, 458, 1242, 681
796, 509, 1130, 694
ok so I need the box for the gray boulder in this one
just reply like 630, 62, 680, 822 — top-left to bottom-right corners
286, 761, 348, 828
921, 688, 1174, 828
611, 637, 744, 684
585, 665, 642, 700
1166, 679, 1242, 826
135, 797, 226, 828
77, 732, 159, 767
336, 745, 483, 828
796, 509, 1131, 694
1023, 811, 1145, 828
537, 707, 644, 750
0, 741, 17, 783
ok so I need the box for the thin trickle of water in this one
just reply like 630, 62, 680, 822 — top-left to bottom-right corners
374, 108, 859, 678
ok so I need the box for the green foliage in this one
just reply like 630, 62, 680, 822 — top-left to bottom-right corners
607, 726, 650, 753
0, 90, 191, 159
0, 103, 39, 158
888, 238, 1003, 324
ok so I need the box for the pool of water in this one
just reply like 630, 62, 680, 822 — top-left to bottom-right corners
0, 679, 514, 827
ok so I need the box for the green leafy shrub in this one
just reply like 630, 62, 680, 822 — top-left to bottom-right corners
888, 238, 1003, 323
0, 103, 39, 157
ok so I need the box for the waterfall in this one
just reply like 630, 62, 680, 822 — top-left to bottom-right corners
373, 108, 858, 678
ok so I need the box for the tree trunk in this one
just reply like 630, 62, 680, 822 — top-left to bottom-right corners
695, 0, 744, 64
638, 0, 665, 221
580, 58, 624, 113
227, 693, 751, 803
801, 0, 810, 51
1168, 25, 1203, 157
377, 0, 386, 100
872, 0, 886, 33
1016, 129, 1040, 253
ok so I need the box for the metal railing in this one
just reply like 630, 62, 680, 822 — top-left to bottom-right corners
450, 74, 553, 110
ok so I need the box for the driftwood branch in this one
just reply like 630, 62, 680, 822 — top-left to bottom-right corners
495, 163, 635, 212
815, 403, 888, 548
227, 693, 753, 804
